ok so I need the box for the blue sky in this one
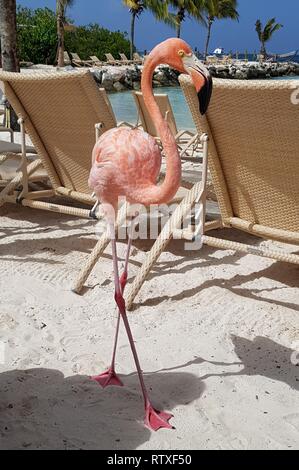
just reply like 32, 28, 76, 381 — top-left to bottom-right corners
17, 0, 299, 53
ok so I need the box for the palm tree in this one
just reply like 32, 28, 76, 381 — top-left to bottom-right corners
123, 1, 172, 59
0, 0, 19, 130
255, 18, 283, 59
166, 0, 205, 38
202, 0, 239, 60
0, 0, 19, 72
56, 0, 75, 67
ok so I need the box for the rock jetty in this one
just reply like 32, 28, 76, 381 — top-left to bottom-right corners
91, 61, 299, 92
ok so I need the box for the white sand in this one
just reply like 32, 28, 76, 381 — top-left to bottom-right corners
0, 198, 299, 450
0, 130, 299, 449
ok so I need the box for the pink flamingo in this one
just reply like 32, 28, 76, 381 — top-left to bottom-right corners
89, 38, 212, 431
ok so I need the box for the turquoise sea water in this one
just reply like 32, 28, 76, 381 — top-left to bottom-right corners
272, 75, 299, 80
109, 76, 299, 131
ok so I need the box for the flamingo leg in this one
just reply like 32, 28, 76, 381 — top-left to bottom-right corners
92, 220, 134, 388
107, 222, 174, 431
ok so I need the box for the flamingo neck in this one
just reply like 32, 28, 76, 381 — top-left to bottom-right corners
140, 55, 181, 204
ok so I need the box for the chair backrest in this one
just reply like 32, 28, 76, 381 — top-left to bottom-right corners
64, 51, 71, 64
179, 75, 299, 236
71, 53, 81, 62
133, 91, 178, 138
90, 56, 100, 63
0, 70, 116, 194
105, 54, 116, 62
133, 53, 142, 61
98, 88, 117, 125
119, 53, 129, 62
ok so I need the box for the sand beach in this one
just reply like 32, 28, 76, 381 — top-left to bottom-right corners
0, 131, 298, 449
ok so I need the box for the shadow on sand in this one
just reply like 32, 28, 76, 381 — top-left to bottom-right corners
0, 336, 298, 450
0, 367, 205, 450
200, 335, 299, 392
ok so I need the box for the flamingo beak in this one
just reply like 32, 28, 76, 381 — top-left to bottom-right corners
184, 54, 213, 115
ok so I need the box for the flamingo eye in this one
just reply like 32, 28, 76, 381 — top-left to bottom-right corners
178, 50, 185, 58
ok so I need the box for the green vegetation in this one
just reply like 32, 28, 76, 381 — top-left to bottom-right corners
16, 6, 131, 65
17, 7, 57, 64
255, 18, 283, 58
65, 24, 131, 62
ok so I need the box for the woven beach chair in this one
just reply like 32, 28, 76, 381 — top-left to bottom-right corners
119, 53, 133, 65
133, 91, 202, 158
105, 53, 121, 66
133, 52, 144, 65
90, 56, 104, 67
70, 53, 93, 67
63, 51, 72, 66
0, 70, 116, 216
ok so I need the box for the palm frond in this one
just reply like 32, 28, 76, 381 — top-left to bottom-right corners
203, 0, 239, 21
270, 23, 283, 36
166, 0, 206, 25
255, 19, 263, 41
256, 17, 283, 43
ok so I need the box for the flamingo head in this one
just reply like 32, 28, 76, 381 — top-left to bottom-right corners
149, 38, 212, 115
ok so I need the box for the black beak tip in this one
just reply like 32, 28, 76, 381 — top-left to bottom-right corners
198, 76, 213, 115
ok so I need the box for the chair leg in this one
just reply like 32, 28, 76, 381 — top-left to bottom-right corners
125, 182, 206, 310
125, 134, 209, 311
72, 229, 112, 294
0, 158, 42, 205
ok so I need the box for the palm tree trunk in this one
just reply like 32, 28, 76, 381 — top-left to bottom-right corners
0, 0, 19, 72
130, 12, 136, 60
176, 21, 181, 38
204, 18, 213, 61
260, 41, 266, 59
0, 0, 19, 131
57, 2, 65, 67
176, 8, 185, 39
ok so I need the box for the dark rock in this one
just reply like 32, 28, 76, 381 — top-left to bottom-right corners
92, 70, 103, 84
92, 60, 299, 90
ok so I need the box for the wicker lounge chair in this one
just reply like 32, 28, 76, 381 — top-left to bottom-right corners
133, 52, 144, 65
119, 53, 133, 65
70, 53, 93, 67
63, 51, 72, 66
105, 53, 121, 66
0, 70, 116, 216
90, 55, 104, 67
133, 91, 202, 158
